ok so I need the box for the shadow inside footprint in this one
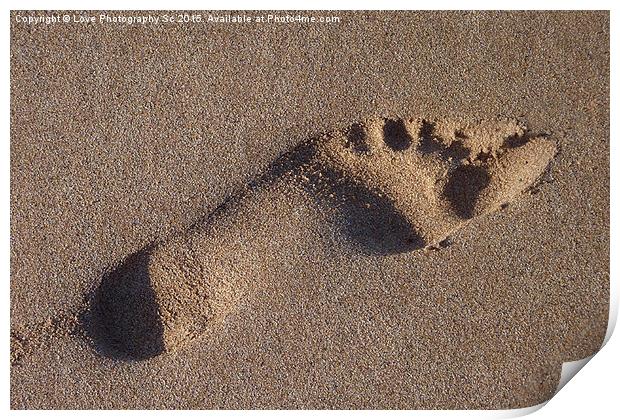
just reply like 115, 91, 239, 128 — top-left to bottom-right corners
383, 119, 413, 151
302, 165, 425, 255
443, 165, 491, 219
346, 123, 371, 153
263, 139, 425, 255
336, 184, 426, 255
418, 120, 444, 154
83, 250, 165, 361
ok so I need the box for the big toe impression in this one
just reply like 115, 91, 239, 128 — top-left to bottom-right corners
444, 136, 556, 220
475, 136, 556, 215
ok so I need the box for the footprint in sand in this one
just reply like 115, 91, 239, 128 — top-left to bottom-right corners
84, 116, 556, 361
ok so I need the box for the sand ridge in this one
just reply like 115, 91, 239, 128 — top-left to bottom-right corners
74, 116, 557, 361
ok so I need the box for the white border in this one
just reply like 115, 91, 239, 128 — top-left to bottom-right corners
3, 1, 617, 418
1, 1, 618, 11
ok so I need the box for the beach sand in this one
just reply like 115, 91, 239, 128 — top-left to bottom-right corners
10, 11, 609, 409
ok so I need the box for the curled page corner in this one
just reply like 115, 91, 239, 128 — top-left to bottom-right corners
555, 356, 595, 394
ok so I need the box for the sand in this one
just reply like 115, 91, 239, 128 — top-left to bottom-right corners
10, 11, 609, 409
